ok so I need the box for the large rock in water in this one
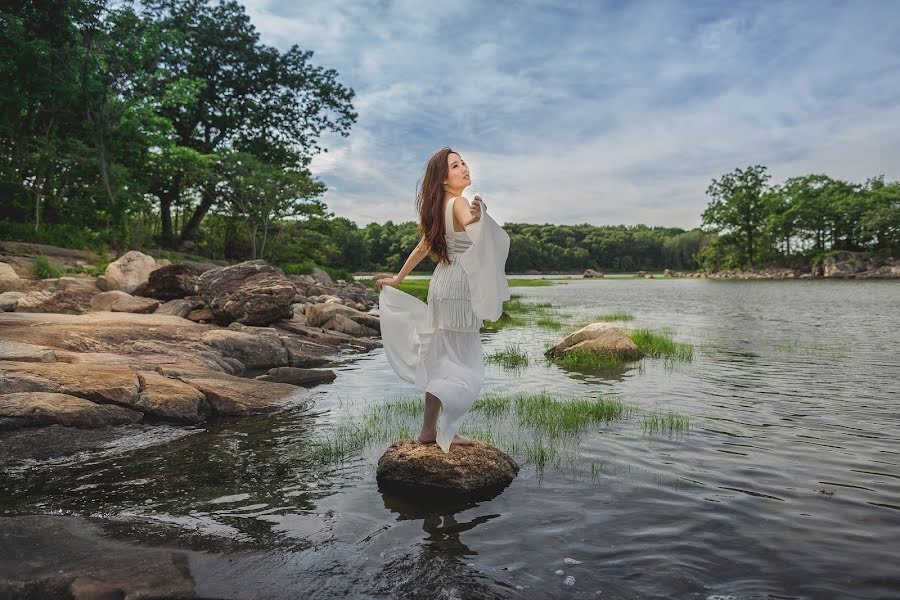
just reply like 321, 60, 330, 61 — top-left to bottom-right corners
197, 260, 297, 325
104, 250, 157, 293
145, 263, 204, 300
546, 322, 644, 361
376, 439, 519, 499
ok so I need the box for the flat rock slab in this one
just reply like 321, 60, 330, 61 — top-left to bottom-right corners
0, 361, 141, 406
255, 366, 336, 386
376, 439, 519, 499
176, 372, 305, 416
0, 392, 142, 430
0, 515, 195, 599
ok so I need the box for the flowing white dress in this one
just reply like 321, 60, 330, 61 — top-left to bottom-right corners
379, 196, 510, 453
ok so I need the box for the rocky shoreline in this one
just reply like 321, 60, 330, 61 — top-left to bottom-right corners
0, 245, 381, 466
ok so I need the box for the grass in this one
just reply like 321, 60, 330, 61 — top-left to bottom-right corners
627, 328, 694, 361
508, 278, 553, 287
641, 412, 691, 435
595, 312, 634, 322
485, 343, 530, 369
549, 347, 637, 371
31, 255, 64, 279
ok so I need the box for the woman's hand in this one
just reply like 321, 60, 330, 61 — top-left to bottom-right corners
375, 275, 402, 290
469, 196, 483, 223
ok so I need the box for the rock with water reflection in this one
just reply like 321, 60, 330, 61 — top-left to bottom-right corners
376, 439, 519, 499
546, 322, 644, 361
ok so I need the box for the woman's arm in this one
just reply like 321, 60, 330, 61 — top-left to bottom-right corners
375, 237, 430, 289
452, 195, 483, 228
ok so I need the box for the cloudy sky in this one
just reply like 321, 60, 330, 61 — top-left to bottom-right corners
241, 0, 900, 229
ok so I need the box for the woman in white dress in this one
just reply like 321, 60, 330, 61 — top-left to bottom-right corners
375, 147, 509, 453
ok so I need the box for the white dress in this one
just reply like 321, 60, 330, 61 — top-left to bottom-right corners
379, 196, 510, 453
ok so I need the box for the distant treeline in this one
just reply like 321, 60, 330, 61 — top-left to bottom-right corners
699, 166, 899, 270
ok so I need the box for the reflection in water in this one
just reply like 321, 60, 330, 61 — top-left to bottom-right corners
2, 280, 900, 598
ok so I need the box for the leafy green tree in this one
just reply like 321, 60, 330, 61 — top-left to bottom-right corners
702, 165, 772, 267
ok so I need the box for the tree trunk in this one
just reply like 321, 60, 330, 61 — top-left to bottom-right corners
180, 184, 216, 243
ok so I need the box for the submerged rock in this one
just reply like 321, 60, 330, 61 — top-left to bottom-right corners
255, 366, 336, 386
376, 439, 519, 499
546, 322, 644, 361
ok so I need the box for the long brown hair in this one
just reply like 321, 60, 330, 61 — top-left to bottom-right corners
416, 146, 458, 265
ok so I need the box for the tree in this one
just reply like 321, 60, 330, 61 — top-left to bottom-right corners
702, 165, 772, 268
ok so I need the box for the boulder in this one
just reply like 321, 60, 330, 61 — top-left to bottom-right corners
89, 290, 159, 314
664, 269, 674, 277
145, 263, 204, 300
14, 288, 97, 314
198, 260, 296, 325
310, 267, 334, 286
0, 291, 25, 312
376, 439, 519, 498
322, 313, 379, 337
156, 296, 205, 318
0, 262, 19, 284
583, 269, 605, 278
255, 366, 336, 386
546, 323, 644, 361
200, 328, 290, 370
104, 250, 157, 293
305, 302, 380, 333
0, 392, 143, 430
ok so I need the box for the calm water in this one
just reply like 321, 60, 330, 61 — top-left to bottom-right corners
2, 279, 899, 599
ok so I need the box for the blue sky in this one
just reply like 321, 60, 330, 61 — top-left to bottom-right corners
241, 0, 900, 228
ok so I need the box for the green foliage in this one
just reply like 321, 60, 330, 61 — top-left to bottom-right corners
485, 343, 530, 369
31, 255, 64, 279
627, 328, 694, 361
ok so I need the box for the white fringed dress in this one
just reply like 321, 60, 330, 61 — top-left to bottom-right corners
379, 196, 510, 453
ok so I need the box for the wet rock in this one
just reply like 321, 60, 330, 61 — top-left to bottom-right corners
256, 366, 336, 386
0, 392, 143, 430
0, 515, 195, 599
104, 250, 158, 294
156, 296, 205, 318
0, 291, 25, 311
546, 323, 644, 361
583, 269, 604, 278
90, 290, 159, 314
145, 263, 204, 300
376, 439, 519, 498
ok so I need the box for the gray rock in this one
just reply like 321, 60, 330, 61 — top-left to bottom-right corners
156, 296, 205, 318
198, 260, 297, 325
145, 263, 204, 300
0, 291, 25, 311
104, 250, 158, 293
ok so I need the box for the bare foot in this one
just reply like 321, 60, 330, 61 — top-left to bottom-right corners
451, 433, 475, 446
417, 430, 437, 444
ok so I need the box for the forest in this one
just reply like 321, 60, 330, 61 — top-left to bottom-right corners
3, 1, 898, 275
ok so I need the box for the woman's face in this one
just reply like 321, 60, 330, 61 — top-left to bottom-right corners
444, 153, 471, 190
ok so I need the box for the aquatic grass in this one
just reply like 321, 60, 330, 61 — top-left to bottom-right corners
548, 347, 635, 371
507, 278, 553, 287
536, 316, 563, 330
641, 412, 691, 435
485, 343, 530, 369
627, 328, 694, 362
596, 311, 634, 322
32, 255, 64, 279
512, 391, 630, 437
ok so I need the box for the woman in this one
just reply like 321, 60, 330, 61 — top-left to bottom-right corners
376, 147, 510, 453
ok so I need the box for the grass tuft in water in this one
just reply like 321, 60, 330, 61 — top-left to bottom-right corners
548, 347, 635, 371
485, 343, 530, 369
627, 328, 694, 362
595, 311, 634, 322
641, 412, 691, 435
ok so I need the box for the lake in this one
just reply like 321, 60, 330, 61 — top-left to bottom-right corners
2, 279, 899, 599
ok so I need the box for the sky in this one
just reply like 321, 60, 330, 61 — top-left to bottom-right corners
240, 0, 900, 229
